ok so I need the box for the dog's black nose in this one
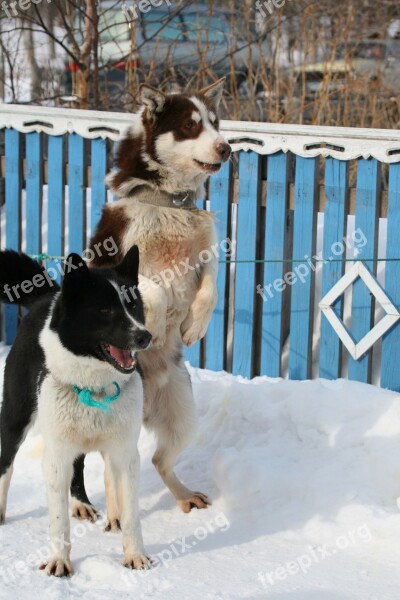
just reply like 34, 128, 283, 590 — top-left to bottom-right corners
134, 330, 152, 350
216, 141, 231, 162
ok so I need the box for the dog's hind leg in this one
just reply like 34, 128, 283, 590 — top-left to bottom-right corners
0, 426, 20, 524
0, 461, 13, 524
144, 357, 211, 513
0, 411, 32, 524
70, 454, 98, 522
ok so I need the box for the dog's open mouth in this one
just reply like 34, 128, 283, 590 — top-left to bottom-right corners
100, 343, 137, 373
193, 159, 221, 173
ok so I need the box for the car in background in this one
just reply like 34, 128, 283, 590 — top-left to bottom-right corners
289, 39, 400, 101
64, 3, 260, 104
292, 61, 354, 101
338, 39, 400, 93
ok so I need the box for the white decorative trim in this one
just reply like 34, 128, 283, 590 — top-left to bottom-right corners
1, 104, 400, 162
0, 104, 132, 140
319, 262, 400, 360
222, 120, 400, 163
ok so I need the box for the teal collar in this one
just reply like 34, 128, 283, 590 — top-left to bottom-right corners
71, 382, 121, 411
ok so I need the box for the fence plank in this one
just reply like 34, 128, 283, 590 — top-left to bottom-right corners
260, 151, 289, 377
91, 138, 107, 236
232, 151, 260, 377
288, 156, 319, 380
380, 162, 400, 391
68, 134, 86, 254
5, 129, 21, 344
319, 158, 349, 379
205, 160, 231, 371
348, 159, 380, 383
47, 136, 65, 282
25, 132, 43, 256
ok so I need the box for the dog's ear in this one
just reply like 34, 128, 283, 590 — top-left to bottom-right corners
115, 245, 139, 286
199, 77, 225, 109
137, 84, 166, 113
63, 253, 89, 281
61, 254, 90, 300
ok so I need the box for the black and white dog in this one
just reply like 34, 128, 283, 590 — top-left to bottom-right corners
0, 248, 152, 576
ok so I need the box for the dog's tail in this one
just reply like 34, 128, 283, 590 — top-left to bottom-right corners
0, 250, 60, 307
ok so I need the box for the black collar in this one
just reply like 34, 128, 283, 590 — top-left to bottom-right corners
131, 185, 197, 209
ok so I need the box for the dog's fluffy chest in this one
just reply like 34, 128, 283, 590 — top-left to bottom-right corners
120, 201, 216, 284
38, 374, 143, 452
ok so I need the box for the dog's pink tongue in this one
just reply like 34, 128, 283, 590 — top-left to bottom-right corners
109, 345, 132, 367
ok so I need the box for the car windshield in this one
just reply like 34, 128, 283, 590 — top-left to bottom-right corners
73, 8, 130, 44
73, 8, 230, 45
183, 14, 228, 43
143, 11, 184, 41
99, 9, 130, 43
143, 11, 229, 43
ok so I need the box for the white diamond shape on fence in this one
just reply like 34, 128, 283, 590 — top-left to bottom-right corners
319, 261, 400, 361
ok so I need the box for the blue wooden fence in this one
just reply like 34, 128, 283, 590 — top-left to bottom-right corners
1, 115, 400, 392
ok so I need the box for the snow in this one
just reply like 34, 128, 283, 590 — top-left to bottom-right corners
1, 346, 400, 600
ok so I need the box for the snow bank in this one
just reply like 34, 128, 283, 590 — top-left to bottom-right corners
1, 349, 400, 599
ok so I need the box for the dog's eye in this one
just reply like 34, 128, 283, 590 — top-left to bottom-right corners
185, 120, 195, 130
100, 307, 114, 315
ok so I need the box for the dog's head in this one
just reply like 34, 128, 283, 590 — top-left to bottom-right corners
137, 78, 231, 176
51, 246, 151, 375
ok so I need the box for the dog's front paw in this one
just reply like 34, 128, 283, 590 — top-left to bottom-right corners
177, 491, 211, 513
123, 553, 151, 570
71, 498, 98, 522
181, 289, 215, 346
40, 557, 74, 577
181, 316, 209, 347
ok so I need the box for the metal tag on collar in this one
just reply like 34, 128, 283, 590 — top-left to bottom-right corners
172, 192, 190, 207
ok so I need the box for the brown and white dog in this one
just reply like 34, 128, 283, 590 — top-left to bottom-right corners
71, 78, 231, 520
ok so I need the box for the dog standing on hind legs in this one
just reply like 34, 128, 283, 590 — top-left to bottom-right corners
71, 77, 231, 521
